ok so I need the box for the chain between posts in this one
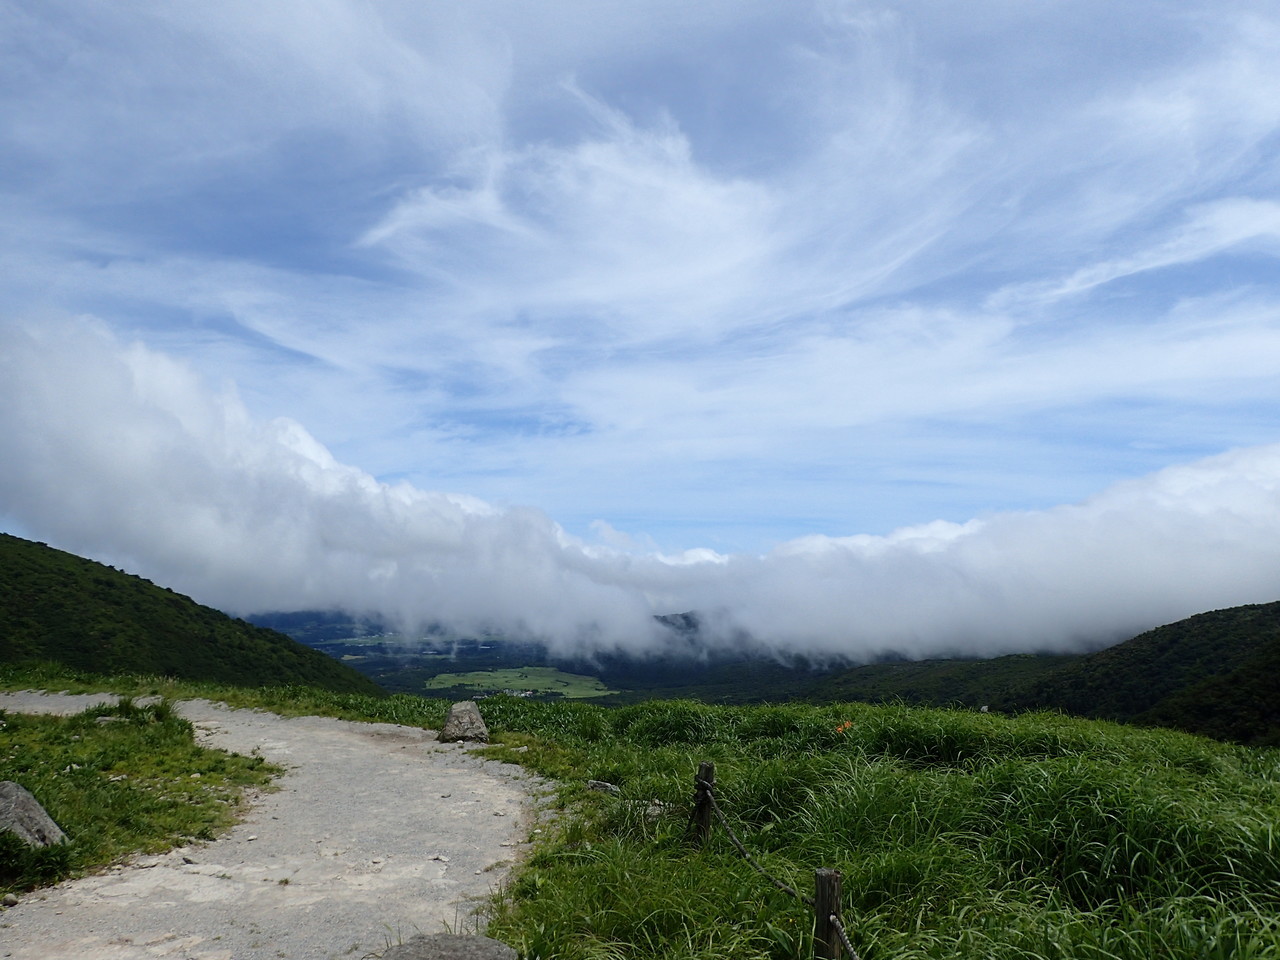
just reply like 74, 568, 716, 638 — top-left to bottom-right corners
695, 775, 815, 906
830, 913, 860, 960
690, 762, 862, 960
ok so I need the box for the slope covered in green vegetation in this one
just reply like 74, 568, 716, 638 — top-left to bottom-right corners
0, 534, 381, 695
999, 601, 1280, 745
477, 696, 1280, 960
795, 602, 1280, 746
806, 652, 1076, 708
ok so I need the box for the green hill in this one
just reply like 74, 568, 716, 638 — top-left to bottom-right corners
0, 533, 381, 695
806, 652, 1077, 708
1001, 601, 1280, 746
802, 602, 1280, 746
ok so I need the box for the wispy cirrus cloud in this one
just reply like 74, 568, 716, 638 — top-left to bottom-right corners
3, 0, 1280, 653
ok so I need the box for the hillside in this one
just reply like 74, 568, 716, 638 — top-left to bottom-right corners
781, 603, 1280, 745
0, 533, 381, 695
805, 652, 1077, 708
1000, 601, 1280, 745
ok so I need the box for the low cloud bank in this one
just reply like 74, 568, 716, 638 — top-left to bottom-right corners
4, 319, 1280, 661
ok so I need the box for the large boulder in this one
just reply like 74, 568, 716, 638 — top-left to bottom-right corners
0, 781, 67, 847
438, 701, 489, 743
382, 933, 516, 959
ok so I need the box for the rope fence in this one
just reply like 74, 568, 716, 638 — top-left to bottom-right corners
689, 761, 862, 960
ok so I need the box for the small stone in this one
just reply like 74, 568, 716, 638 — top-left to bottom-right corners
437, 702, 489, 743
493, 811, 506, 817
587, 780, 621, 797
3, 893, 19, 907
245, 835, 257, 842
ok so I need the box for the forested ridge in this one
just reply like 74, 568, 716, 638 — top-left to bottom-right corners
0, 533, 380, 695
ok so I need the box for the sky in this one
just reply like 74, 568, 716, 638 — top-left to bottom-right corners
3, 1, 1280, 661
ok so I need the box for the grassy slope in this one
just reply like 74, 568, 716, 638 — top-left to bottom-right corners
1000, 602, 1280, 744
5, 663, 1280, 959
479, 696, 1280, 960
0, 534, 381, 695
806, 653, 1077, 708
0, 695, 277, 894
802, 602, 1280, 747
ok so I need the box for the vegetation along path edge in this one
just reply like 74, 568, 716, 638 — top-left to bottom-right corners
0, 691, 541, 960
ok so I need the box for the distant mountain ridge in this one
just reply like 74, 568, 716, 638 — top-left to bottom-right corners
0, 533, 381, 695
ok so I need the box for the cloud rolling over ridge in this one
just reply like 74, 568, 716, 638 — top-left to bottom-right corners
4, 320, 1279, 662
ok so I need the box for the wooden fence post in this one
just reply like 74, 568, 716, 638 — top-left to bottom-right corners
813, 868, 843, 959
693, 761, 715, 847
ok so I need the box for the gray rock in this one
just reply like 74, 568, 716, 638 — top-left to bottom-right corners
644, 800, 673, 820
438, 702, 489, 743
3, 893, 19, 907
0, 781, 68, 847
382, 933, 517, 960
586, 779, 620, 796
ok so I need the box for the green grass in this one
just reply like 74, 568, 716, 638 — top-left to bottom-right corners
425, 666, 619, 699
469, 697, 1280, 960
0, 695, 278, 894
6, 662, 1280, 959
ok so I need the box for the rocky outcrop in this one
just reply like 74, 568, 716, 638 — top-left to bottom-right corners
438, 701, 489, 743
0, 781, 67, 846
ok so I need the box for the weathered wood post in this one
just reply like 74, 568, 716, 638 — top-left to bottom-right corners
693, 761, 716, 847
813, 867, 843, 959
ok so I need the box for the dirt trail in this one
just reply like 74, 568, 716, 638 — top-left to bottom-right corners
0, 692, 542, 960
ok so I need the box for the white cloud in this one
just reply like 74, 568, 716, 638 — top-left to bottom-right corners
995, 199, 1280, 308
360, 92, 783, 342
4, 0, 1280, 634
5, 319, 1280, 664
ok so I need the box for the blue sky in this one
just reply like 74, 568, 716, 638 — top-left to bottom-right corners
4, 1, 1280, 658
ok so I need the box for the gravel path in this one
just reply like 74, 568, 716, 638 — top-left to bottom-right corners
0, 691, 543, 960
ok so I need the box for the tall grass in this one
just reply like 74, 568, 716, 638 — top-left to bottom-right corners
472, 696, 1280, 960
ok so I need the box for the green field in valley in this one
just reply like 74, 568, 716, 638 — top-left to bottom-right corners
423, 665, 618, 698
